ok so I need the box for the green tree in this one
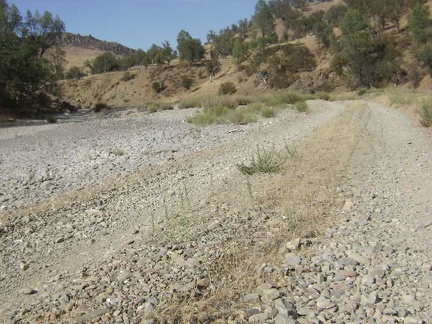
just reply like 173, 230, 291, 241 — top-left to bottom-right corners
232, 39, 246, 64
161, 41, 177, 65
253, 0, 275, 38
408, 3, 431, 44
176, 30, 205, 66
85, 52, 120, 74
206, 58, 221, 82
337, 9, 401, 88
0, 0, 65, 107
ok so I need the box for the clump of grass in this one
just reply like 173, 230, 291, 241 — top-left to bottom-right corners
186, 105, 227, 125
261, 107, 276, 118
224, 109, 257, 124
236, 145, 285, 175
233, 96, 253, 106
388, 90, 416, 107
246, 102, 264, 113
294, 100, 308, 112
313, 92, 332, 101
419, 99, 432, 127
147, 103, 159, 113
93, 102, 109, 113
110, 148, 125, 156
46, 117, 57, 123
160, 103, 174, 111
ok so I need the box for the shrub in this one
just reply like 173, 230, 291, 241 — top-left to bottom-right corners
262, 107, 276, 118
313, 92, 331, 101
181, 77, 193, 91
160, 103, 174, 110
152, 81, 166, 93
121, 71, 135, 81
93, 102, 109, 112
147, 103, 159, 113
46, 117, 57, 123
357, 89, 367, 96
236, 145, 284, 175
65, 66, 86, 80
294, 100, 308, 112
218, 82, 237, 95
420, 100, 432, 127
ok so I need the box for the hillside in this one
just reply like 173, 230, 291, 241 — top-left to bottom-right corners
56, 0, 432, 110
60, 33, 136, 70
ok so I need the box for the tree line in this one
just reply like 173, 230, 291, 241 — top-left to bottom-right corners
2, 0, 432, 112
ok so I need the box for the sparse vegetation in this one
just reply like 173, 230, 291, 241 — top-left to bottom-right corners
186, 105, 256, 125
46, 116, 57, 123
121, 71, 135, 82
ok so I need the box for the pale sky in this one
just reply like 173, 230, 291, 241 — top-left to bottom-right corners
10, 0, 256, 50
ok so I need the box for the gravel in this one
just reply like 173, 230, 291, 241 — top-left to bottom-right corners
0, 100, 431, 323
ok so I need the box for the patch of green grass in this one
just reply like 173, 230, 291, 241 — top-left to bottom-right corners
261, 107, 276, 118
294, 100, 308, 112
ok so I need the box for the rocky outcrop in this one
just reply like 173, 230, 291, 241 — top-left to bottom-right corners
61, 32, 135, 56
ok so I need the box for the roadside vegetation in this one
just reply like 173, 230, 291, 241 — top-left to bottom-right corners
184, 90, 333, 125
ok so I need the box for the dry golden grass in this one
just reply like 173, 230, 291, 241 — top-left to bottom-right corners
155, 104, 364, 321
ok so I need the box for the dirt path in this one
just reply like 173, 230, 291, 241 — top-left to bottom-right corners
0, 100, 430, 323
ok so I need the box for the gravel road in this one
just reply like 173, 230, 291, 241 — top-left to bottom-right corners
0, 100, 431, 323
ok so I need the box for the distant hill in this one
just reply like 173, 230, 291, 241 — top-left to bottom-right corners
60, 33, 136, 70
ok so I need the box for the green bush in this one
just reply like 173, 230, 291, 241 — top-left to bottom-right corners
218, 82, 237, 95
46, 117, 57, 123
152, 81, 166, 93
181, 76, 193, 90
